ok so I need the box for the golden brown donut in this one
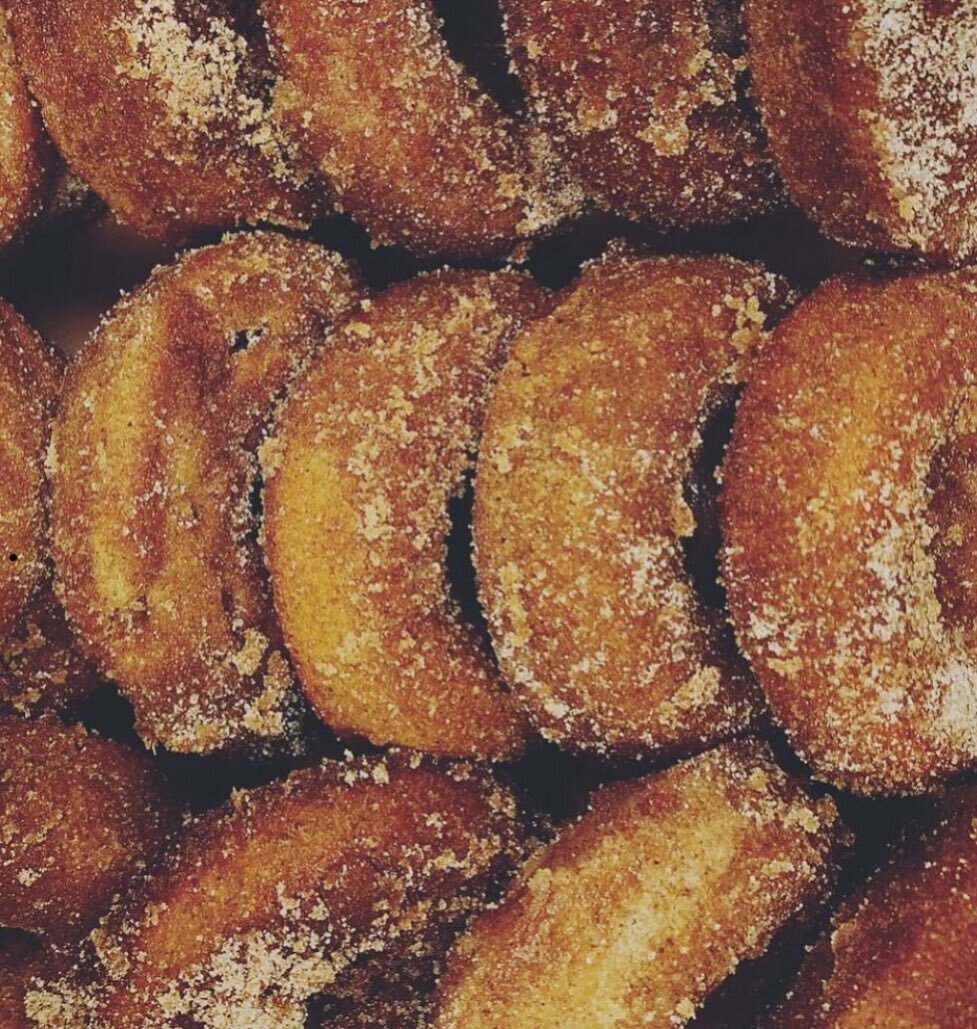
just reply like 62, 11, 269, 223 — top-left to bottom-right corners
0, 9, 51, 247
474, 250, 785, 757
50, 233, 362, 753
723, 271, 977, 795
432, 739, 844, 1028
263, 269, 544, 759
31, 755, 521, 1027
746, 0, 977, 261
5, 0, 322, 242
262, 0, 580, 257
500, 0, 779, 226
0, 716, 179, 944
768, 782, 977, 1027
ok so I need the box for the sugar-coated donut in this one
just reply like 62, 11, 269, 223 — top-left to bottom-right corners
0, 716, 178, 944
768, 782, 977, 1027
474, 250, 786, 757
50, 233, 362, 754
723, 271, 977, 795
501, 0, 779, 227
30, 755, 521, 1028
432, 739, 844, 1029
262, 0, 581, 257
263, 269, 544, 759
746, 0, 977, 261
5, 0, 323, 242
0, 9, 51, 247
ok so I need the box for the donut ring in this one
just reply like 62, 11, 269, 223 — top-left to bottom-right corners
263, 269, 543, 759
0, 716, 178, 943
745, 0, 977, 261
433, 740, 843, 1028
262, 0, 580, 257
51, 233, 362, 754
5, 0, 323, 242
0, 10, 51, 247
769, 783, 977, 1027
722, 272, 977, 795
34, 756, 521, 1027
500, 0, 779, 227
474, 251, 786, 757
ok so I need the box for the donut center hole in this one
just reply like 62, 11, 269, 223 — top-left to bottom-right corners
926, 431, 977, 639
445, 472, 492, 651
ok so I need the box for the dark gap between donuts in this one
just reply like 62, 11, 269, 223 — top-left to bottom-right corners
445, 471, 492, 654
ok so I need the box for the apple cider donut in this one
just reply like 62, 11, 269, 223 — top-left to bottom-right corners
5, 0, 323, 242
723, 271, 977, 795
50, 233, 362, 754
262, 0, 580, 257
746, 0, 977, 261
474, 251, 786, 757
32, 755, 522, 1028
500, 0, 779, 227
0, 716, 179, 944
769, 782, 977, 1027
0, 9, 51, 248
264, 269, 544, 760
433, 740, 844, 1029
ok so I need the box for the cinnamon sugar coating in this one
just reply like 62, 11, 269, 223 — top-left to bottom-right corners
264, 269, 543, 759
746, 0, 977, 261
433, 739, 844, 1028
5, 0, 324, 242
0, 716, 178, 944
262, 0, 581, 257
0, 9, 52, 247
474, 251, 786, 757
501, 0, 779, 227
769, 782, 977, 1027
50, 233, 362, 754
28, 755, 522, 1028
723, 271, 977, 795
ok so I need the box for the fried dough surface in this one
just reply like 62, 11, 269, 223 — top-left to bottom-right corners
474, 251, 785, 756
0, 716, 178, 943
264, 269, 542, 758
770, 782, 977, 1028
746, 0, 977, 260
502, 0, 778, 227
723, 271, 977, 794
30, 755, 521, 1028
262, 0, 580, 257
433, 739, 843, 1028
5, 0, 322, 242
50, 233, 362, 753
0, 10, 51, 248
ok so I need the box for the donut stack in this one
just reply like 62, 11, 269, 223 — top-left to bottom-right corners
0, 2, 976, 1026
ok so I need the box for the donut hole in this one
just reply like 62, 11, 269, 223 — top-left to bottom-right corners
445, 472, 493, 653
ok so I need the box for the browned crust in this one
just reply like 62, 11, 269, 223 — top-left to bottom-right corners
769, 782, 977, 1027
432, 739, 844, 1028
50, 232, 363, 754
474, 250, 786, 757
263, 269, 544, 759
5, 0, 325, 242
502, 0, 779, 226
722, 270, 977, 794
31, 755, 522, 1027
262, 0, 581, 257
0, 301, 60, 641
0, 716, 179, 944
0, 9, 53, 247
745, 0, 977, 260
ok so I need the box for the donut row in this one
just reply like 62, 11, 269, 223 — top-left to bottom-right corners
0, 1, 974, 259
